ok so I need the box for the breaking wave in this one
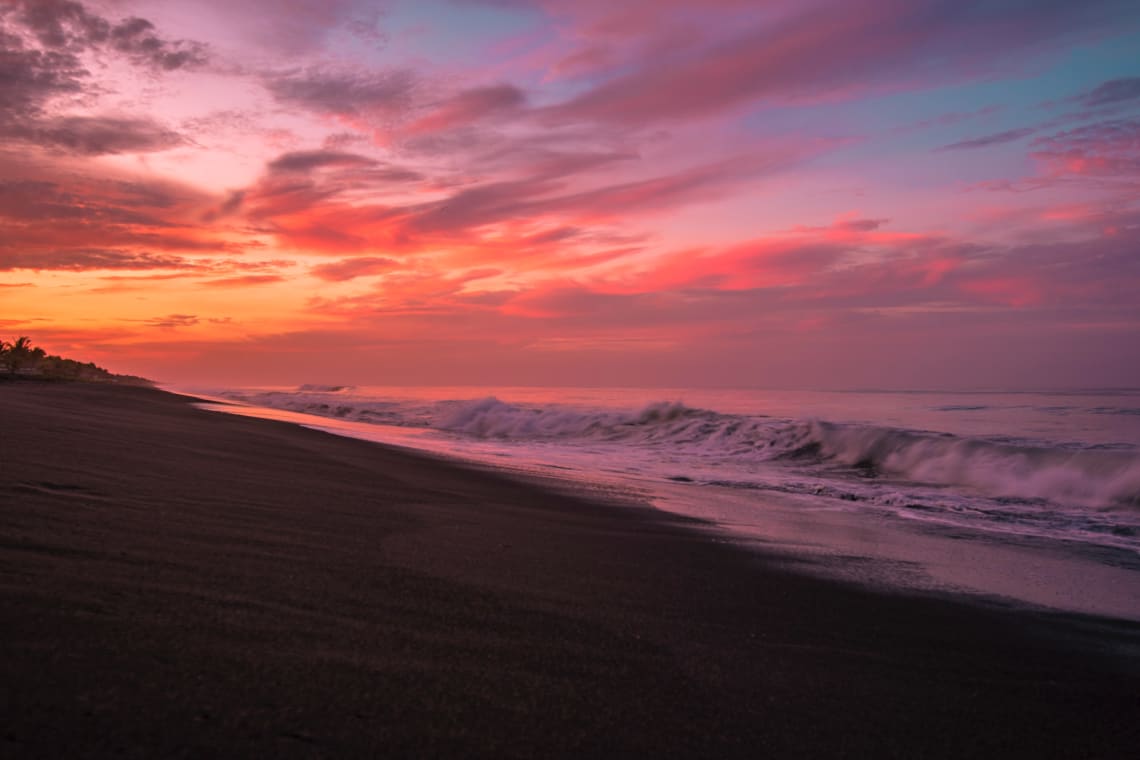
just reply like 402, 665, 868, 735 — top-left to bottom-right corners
436, 397, 1139, 508
798, 420, 1140, 509
221, 391, 1140, 510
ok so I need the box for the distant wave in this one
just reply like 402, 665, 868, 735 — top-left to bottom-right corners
1090, 406, 1140, 416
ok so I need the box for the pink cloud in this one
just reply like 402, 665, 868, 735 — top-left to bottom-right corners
1030, 119, 1140, 178
241, 141, 805, 262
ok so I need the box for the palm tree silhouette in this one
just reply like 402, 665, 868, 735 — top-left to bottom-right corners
5, 336, 35, 373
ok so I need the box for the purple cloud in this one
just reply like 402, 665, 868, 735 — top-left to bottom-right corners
264, 67, 417, 119
1078, 77, 1140, 108
0, 178, 176, 226
12, 0, 109, 49
0, 2, 199, 154
21, 115, 183, 155
0, 32, 87, 119
268, 150, 378, 173
8, 0, 207, 71
106, 16, 208, 71
936, 128, 1036, 152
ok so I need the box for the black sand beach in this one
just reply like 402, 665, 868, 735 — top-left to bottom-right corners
2, 382, 1137, 757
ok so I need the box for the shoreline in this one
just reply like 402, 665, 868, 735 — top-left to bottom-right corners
194, 391, 1140, 621
3, 382, 1138, 756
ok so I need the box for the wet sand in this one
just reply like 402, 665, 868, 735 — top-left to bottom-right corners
1, 382, 1137, 757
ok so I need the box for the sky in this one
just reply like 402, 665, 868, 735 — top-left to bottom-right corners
1, 0, 1139, 389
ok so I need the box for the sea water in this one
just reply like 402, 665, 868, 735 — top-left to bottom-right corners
193, 385, 1140, 617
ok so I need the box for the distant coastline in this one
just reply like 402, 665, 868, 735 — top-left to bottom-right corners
0, 337, 152, 386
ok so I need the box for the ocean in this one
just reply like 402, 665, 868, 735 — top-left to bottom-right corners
191, 384, 1140, 618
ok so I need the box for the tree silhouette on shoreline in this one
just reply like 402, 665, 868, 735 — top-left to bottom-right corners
0, 337, 150, 385
1, 337, 43, 373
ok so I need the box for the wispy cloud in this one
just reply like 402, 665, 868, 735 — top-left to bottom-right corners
936, 128, 1036, 152
263, 66, 417, 121
200, 274, 285, 288
311, 257, 399, 281
15, 115, 184, 156
0, 249, 191, 272
408, 84, 526, 134
541, 0, 1136, 126
1031, 119, 1140, 177
1077, 77, 1140, 108
145, 313, 200, 329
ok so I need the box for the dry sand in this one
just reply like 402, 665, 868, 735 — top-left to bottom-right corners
1, 382, 1137, 757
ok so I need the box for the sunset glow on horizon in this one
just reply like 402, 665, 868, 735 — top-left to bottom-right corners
2, 0, 1139, 388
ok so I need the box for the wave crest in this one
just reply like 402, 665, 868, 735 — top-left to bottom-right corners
808, 421, 1140, 507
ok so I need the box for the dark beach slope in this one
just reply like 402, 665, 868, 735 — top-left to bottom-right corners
1, 383, 1137, 758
